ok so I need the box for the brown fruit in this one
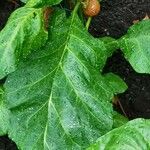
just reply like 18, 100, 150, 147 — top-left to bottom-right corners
83, 0, 100, 17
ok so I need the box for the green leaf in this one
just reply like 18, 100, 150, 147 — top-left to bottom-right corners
0, 7, 48, 79
0, 87, 10, 136
0, 87, 3, 95
103, 73, 127, 96
4, 8, 126, 149
101, 37, 119, 57
119, 20, 150, 73
112, 111, 128, 129
87, 118, 150, 150
23, 0, 62, 7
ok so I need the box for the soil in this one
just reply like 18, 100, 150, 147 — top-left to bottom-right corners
0, 0, 150, 149
89, 0, 150, 38
0, 136, 17, 150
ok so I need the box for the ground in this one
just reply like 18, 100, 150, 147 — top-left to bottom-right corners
0, 0, 150, 149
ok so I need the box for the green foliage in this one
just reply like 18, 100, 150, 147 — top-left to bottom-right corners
119, 20, 150, 73
103, 73, 127, 95
3, 9, 127, 149
112, 111, 128, 129
0, 87, 10, 136
87, 119, 150, 150
0, 7, 48, 79
0, 0, 150, 149
21, 0, 62, 7
101, 37, 119, 57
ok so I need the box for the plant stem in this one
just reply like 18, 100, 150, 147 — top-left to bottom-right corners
73, 1, 81, 14
86, 17, 92, 30
117, 99, 128, 118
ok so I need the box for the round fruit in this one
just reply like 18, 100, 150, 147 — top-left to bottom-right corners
83, 0, 100, 17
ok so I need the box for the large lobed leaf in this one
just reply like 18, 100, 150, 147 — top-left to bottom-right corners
4, 8, 127, 150
0, 7, 48, 79
120, 20, 150, 74
87, 118, 150, 150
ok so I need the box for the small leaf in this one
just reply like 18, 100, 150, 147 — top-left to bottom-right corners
4, 9, 127, 150
104, 73, 127, 95
0, 7, 48, 79
119, 20, 150, 73
87, 118, 150, 150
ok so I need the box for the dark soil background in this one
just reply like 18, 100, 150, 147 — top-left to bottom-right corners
0, 0, 150, 149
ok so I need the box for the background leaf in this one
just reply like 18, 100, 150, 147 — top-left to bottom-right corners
87, 118, 150, 150
4, 9, 127, 150
22, 0, 62, 7
0, 7, 48, 79
119, 20, 150, 73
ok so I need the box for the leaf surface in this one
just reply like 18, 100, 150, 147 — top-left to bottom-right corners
0, 87, 10, 135
0, 7, 48, 79
103, 73, 127, 96
101, 37, 119, 57
21, 0, 62, 7
120, 20, 150, 73
4, 9, 126, 150
87, 118, 150, 150
112, 111, 128, 129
